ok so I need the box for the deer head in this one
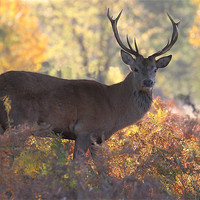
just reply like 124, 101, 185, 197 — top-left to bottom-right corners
107, 9, 179, 92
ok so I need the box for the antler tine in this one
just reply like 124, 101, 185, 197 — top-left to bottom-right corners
151, 13, 180, 58
127, 36, 140, 55
107, 8, 140, 57
126, 35, 140, 55
134, 38, 139, 53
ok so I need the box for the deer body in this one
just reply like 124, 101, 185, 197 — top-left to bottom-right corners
0, 10, 179, 159
0, 71, 151, 156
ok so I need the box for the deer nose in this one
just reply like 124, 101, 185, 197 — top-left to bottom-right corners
143, 79, 154, 87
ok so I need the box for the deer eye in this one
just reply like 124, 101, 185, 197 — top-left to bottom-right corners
134, 68, 139, 73
154, 69, 157, 73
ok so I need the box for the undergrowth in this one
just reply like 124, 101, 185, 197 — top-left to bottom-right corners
0, 97, 199, 199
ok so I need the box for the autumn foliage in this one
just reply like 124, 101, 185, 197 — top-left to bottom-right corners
106, 98, 200, 199
0, 0, 47, 73
0, 97, 199, 199
189, 0, 200, 47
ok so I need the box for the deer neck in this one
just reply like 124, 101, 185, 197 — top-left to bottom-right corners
110, 72, 152, 126
132, 87, 153, 116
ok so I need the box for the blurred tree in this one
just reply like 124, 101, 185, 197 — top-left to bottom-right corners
30, 0, 200, 101
186, 0, 200, 101
32, 0, 154, 82
189, 0, 200, 47
0, 0, 48, 73
138, 0, 200, 100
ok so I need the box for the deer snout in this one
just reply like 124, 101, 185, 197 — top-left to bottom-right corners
143, 79, 154, 88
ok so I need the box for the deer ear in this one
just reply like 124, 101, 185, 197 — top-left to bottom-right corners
121, 50, 136, 66
156, 55, 172, 68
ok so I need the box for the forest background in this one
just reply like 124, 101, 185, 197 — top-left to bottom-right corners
1, 0, 200, 102
0, 0, 200, 199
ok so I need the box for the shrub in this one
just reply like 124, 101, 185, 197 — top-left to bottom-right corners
0, 97, 199, 199
105, 97, 200, 199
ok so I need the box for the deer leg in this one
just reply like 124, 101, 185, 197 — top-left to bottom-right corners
90, 142, 106, 174
73, 133, 90, 159
89, 134, 104, 160
90, 143, 99, 161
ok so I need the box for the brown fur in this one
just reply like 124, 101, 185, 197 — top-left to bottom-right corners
0, 70, 153, 158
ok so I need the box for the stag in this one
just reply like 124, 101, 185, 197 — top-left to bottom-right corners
0, 10, 179, 159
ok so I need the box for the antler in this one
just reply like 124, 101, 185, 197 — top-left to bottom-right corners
150, 13, 180, 58
107, 8, 141, 57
